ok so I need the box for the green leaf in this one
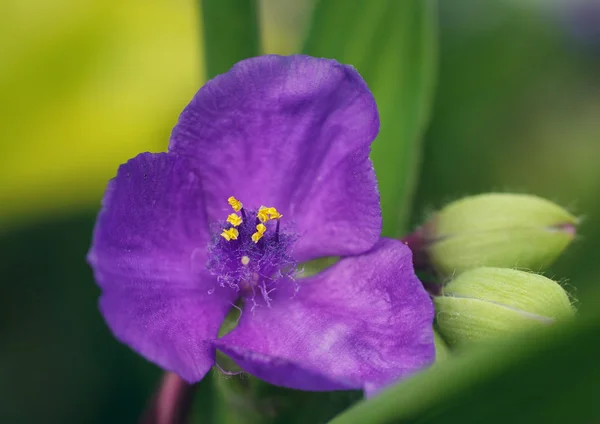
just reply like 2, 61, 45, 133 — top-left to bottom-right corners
329, 313, 600, 424
302, 0, 438, 236
200, 0, 261, 79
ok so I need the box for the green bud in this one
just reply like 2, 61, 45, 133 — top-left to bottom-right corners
424, 193, 578, 276
434, 267, 575, 347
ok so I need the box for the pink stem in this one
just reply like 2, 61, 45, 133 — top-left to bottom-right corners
139, 372, 196, 424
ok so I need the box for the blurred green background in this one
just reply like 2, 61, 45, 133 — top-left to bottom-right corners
2, 0, 600, 423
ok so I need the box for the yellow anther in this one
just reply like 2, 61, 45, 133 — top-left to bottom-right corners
241, 256, 250, 266
251, 223, 267, 243
220, 227, 239, 241
266, 207, 283, 220
227, 196, 243, 212
257, 207, 270, 223
257, 206, 283, 222
226, 213, 242, 227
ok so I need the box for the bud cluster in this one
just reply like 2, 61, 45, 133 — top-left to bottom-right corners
407, 193, 578, 352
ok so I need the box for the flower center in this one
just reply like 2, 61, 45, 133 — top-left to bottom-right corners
207, 196, 298, 308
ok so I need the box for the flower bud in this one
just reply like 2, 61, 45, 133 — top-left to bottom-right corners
434, 267, 575, 347
423, 193, 578, 276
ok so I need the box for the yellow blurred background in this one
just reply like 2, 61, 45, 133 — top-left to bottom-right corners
1, 0, 203, 226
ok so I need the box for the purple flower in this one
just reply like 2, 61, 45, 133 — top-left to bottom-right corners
88, 55, 434, 394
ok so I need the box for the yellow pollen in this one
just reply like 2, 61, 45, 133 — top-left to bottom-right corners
251, 223, 267, 243
226, 213, 242, 227
241, 256, 250, 266
227, 196, 243, 212
220, 227, 239, 241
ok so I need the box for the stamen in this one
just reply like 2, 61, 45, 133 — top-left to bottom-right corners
251, 223, 266, 243
227, 196, 243, 212
208, 196, 298, 309
221, 227, 239, 241
226, 213, 242, 227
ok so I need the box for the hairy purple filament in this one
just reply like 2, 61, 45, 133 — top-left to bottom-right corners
207, 208, 298, 309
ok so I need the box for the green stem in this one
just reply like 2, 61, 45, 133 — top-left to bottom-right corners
200, 0, 262, 79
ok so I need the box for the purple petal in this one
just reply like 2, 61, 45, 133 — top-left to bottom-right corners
216, 345, 357, 391
99, 286, 232, 382
88, 152, 234, 382
215, 238, 435, 392
169, 55, 381, 262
